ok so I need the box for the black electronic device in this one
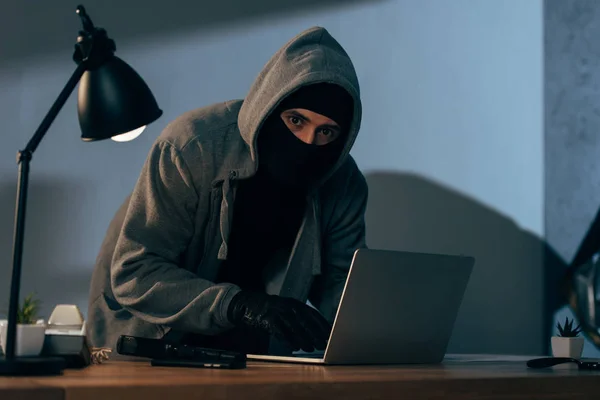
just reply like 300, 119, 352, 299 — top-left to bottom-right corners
116, 335, 247, 369
151, 357, 245, 369
527, 357, 600, 370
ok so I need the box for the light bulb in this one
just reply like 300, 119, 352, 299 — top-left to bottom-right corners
111, 125, 146, 142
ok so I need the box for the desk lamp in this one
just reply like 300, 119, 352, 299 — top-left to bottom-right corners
0, 4, 162, 375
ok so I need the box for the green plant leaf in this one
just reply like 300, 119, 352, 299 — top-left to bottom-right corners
15, 292, 41, 324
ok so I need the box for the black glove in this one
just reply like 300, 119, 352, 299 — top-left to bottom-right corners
227, 291, 332, 353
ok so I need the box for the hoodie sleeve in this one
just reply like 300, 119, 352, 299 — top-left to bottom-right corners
310, 163, 369, 323
110, 139, 241, 335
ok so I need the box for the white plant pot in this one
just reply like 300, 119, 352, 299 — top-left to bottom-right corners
551, 336, 584, 359
0, 320, 47, 357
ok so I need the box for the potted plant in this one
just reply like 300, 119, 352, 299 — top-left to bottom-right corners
551, 317, 584, 358
0, 293, 47, 357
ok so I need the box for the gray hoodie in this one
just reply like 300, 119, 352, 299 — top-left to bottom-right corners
87, 26, 368, 351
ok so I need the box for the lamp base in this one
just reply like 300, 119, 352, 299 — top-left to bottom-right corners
0, 356, 66, 376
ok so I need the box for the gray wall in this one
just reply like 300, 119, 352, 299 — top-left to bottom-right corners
545, 0, 600, 357
0, 0, 545, 355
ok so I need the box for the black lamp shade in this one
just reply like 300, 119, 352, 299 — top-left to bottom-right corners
78, 55, 162, 141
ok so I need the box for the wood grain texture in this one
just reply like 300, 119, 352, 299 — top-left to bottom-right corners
2, 359, 600, 400
0, 379, 63, 400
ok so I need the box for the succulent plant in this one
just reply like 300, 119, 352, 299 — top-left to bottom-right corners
556, 317, 582, 338
16, 292, 41, 324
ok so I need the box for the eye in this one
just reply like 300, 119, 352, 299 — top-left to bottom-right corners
288, 116, 302, 126
321, 128, 332, 137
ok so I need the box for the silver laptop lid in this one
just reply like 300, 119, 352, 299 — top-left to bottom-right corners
323, 249, 474, 365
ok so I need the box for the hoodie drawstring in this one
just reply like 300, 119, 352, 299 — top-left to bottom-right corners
217, 171, 237, 260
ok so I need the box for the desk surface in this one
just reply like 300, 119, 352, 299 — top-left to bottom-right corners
2, 355, 600, 400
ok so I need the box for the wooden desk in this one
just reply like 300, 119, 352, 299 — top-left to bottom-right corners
2, 355, 600, 400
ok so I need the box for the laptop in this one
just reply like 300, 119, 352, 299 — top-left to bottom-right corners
248, 248, 474, 365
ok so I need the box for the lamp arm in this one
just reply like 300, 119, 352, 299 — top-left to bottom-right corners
4, 62, 87, 359
23, 63, 87, 154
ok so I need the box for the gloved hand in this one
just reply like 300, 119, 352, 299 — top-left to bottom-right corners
227, 291, 332, 353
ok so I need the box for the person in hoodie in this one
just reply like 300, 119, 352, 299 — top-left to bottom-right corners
87, 26, 368, 355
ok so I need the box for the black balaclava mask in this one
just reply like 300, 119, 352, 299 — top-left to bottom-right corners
257, 83, 354, 190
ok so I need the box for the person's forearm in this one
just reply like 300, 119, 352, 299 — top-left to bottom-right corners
112, 254, 241, 335
108, 138, 243, 335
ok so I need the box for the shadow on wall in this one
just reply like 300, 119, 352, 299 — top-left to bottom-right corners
1, 0, 386, 66
365, 171, 567, 355
0, 178, 93, 320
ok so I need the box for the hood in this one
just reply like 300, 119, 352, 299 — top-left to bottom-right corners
238, 26, 362, 185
